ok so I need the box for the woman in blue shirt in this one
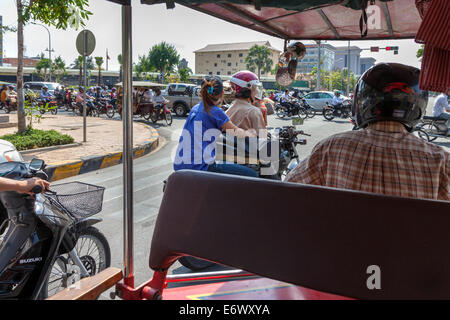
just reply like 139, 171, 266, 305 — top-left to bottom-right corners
174, 76, 257, 177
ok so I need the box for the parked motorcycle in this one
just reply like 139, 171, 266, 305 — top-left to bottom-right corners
322, 101, 352, 121
0, 159, 110, 299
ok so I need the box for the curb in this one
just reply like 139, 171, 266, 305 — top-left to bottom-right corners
44, 127, 159, 182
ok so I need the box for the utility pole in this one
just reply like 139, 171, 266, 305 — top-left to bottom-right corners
316, 40, 321, 91
31, 22, 54, 81
347, 40, 350, 96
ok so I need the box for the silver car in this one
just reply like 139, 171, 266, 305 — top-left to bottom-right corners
303, 91, 350, 111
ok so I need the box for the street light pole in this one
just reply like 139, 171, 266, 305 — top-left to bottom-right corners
347, 40, 350, 96
31, 22, 54, 81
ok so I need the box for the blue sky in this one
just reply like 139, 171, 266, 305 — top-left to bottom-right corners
0, 0, 422, 72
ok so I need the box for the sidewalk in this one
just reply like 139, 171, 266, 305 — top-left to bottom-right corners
0, 113, 159, 180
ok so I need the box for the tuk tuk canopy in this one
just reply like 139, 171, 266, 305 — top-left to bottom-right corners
141, 0, 421, 40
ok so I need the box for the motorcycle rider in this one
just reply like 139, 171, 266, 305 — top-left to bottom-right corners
226, 70, 266, 137
286, 62, 449, 201
5, 85, 17, 107
174, 76, 257, 177
76, 87, 94, 115
39, 86, 53, 103
331, 90, 344, 114
0, 84, 7, 107
432, 88, 450, 135
153, 88, 169, 115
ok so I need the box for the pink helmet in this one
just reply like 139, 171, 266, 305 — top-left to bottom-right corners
230, 70, 263, 99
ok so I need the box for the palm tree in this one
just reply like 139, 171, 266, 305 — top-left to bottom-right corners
95, 56, 104, 86
245, 45, 273, 79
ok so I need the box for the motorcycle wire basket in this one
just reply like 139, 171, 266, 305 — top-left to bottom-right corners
45, 182, 105, 219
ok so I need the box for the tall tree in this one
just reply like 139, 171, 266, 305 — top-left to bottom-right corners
245, 45, 273, 79
95, 56, 104, 86
15, 0, 92, 132
147, 42, 180, 83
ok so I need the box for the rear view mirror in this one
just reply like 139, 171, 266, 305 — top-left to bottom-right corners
29, 158, 45, 171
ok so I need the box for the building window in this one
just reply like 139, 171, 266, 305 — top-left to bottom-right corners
227, 62, 231, 66
214, 63, 217, 67
240, 59, 243, 63
217, 71, 221, 75
217, 54, 221, 58
209, 72, 213, 75
239, 53, 243, 57
236, 62, 238, 66
228, 54, 232, 58
227, 71, 231, 75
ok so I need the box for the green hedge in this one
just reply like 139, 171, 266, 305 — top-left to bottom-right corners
0, 128, 75, 151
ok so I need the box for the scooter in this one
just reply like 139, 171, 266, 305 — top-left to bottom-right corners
0, 159, 110, 299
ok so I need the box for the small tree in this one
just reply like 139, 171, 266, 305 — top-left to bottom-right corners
52, 56, 66, 83
245, 45, 273, 79
178, 67, 192, 83
35, 57, 51, 81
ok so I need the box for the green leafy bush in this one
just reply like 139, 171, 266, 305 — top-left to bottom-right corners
0, 128, 74, 151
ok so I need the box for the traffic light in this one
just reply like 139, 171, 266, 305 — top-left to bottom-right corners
385, 46, 399, 54
370, 46, 379, 52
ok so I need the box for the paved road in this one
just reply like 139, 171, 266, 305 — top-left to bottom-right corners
54, 100, 449, 299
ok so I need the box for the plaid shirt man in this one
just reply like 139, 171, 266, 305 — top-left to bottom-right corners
285, 121, 449, 201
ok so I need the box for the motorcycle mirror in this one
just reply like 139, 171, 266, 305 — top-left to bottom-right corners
292, 118, 304, 126
29, 158, 45, 171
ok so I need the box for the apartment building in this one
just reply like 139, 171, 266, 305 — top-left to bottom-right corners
194, 41, 281, 78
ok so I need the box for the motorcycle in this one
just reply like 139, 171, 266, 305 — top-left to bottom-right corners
37, 98, 58, 115
0, 158, 110, 299
150, 103, 172, 126
322, 101, 352, 121
94, 97, 115, 119
4, 95, 18, 114
275, 99, 308, 119
415, 116, 449, 142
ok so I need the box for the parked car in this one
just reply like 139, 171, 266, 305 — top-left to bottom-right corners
164, 86, 201, 117
302, 91, 350, 111
23, 82, 62, 95
166, 83, 198, 96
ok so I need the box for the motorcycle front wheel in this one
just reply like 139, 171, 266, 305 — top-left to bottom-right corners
323, 108, 334, 121
39, 226, 111, 300
106, 108, 115, 119
51, 108, 58, 115
276, 106, 287, 119
165, 112, 173, 126
297, 107, 308, 120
